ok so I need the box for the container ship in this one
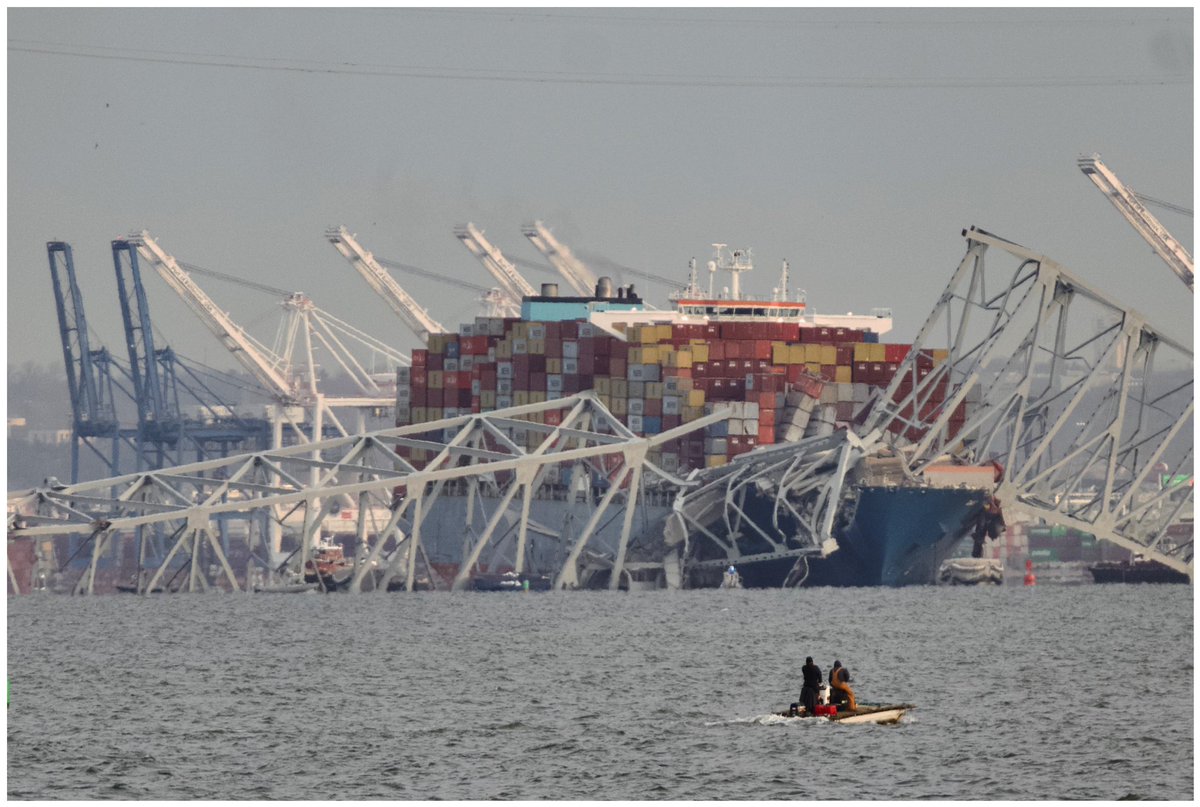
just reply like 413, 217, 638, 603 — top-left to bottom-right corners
390, 245, 993, 588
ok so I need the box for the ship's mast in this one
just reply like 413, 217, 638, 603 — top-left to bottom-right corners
712, 244, 753, 300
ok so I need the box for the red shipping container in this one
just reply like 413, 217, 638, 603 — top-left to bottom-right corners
820, 364, 836, 380
578, 338, 596, 359
610, 358, 626, 377
427, 354, 444, 371
758, 407, 776, 427
693, 362, 709, 377
563, 375, 581, 394
545, 409, 563, 426
725, 341, 741, 360
578, 354, 596, 375
836, 345, 854, 365
757, 425, 775, 445
530, 355, 547, 373
444, 371, 460, 389
594, 356, 611, 374
786, 365, 803, 384
412, 349, 428, 367
644, 398, 663, 417
530, 372, 546, 390
545, 340, 563, 359
546, 322, 562, 341
709, 342, 726, 361
753, 340, 771, 360
610, 340, 629, 359
663, 414, 682, 431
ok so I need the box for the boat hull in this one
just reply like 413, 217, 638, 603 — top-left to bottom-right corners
776, 703, 912, 725
724, 485, 988, 588
1089, 560, 1189, 584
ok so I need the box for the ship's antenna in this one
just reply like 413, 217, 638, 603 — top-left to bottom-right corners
779, 259, 790, 302
687, 257, 699, 297
707, 259, 718, 298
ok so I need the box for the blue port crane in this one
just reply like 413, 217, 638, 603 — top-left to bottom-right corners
111, 239, 273, 470
47, 241, 139, 482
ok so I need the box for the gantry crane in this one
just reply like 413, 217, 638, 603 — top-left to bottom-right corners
326, 226, 445, 343
128, 230, 406, 564
111, 239, 271, 471
1078, 154, 1194, 292
47, 241, 136, 481
521, 220, 598, 297
454, 222, 535, 314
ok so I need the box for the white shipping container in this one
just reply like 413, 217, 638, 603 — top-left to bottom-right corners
562, 340, 579, 359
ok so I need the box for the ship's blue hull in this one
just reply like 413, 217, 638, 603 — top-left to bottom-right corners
732, 485, 987, 588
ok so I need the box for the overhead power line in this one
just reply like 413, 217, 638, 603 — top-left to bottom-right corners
9, 43, 1191, 89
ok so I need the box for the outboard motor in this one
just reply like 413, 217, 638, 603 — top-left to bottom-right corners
817, 681, 831, 706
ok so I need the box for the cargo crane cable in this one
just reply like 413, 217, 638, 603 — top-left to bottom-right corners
1131, 193, 1193, 218
178, 261, 294, 298
375, 257, 494, 294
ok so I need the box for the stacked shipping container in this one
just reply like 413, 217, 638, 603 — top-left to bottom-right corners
396, 316, 972, 470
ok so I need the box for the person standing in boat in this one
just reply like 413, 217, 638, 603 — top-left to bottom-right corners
829, 660, 857, 712
798, 656, 822, 716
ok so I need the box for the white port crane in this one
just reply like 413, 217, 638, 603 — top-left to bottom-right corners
129, 230, 405, 561
1078, 154, 1194, 292
326, 226, 446, 342
454, 222, 535, 315
521, 220, 598, 297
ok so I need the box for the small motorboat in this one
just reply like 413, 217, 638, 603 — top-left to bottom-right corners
778, 681, 911, 724
776, 702, 913, 725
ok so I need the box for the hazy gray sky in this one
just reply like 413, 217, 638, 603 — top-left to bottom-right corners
7, 7, 1194, 380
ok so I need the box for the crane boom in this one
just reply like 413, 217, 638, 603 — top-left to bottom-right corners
128, 231, 301, 402
520, 220, 598, 296
326, 226, 445, 342
454, 222, 535, 311
1078, 154, 1194, 292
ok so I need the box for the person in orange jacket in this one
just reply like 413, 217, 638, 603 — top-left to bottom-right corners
829, 660, 857, 712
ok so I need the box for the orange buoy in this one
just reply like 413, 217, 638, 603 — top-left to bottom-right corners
1023, 558, 1036, 586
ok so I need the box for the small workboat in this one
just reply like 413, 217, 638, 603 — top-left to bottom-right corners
775, 703, 913, 725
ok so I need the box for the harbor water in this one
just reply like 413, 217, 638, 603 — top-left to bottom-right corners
6, 585, 1193, 800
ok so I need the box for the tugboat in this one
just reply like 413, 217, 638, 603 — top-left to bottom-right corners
471, 570, 552, 591
303, 540, 356, 591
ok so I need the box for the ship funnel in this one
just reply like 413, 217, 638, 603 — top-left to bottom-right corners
541, 282, 559, 297
596, 276, 614, 298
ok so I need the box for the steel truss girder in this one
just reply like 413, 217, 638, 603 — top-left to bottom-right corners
863, 227, 1193, 577
669, 430, 870, 579
8, 394, 728, 594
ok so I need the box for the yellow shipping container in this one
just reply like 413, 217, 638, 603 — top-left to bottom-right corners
835, 365, 853, 383
595, 376, 612, 395
688, 389, 706, 407
692, 343, 710, 363
706, 455, 728, 468
806, 362, 823, 374
656, 324, 673, 343
612, 397, 628, 415
788, 344, 805, 365
412, 407, 427, 423
870, 343, 887, 363
511, 323, 528, 340
495, 340, 513, 359
772, 342, 790, 364
853, 343, 872, 362
820, 344, 837, 365
428, 371, 444, 389
676, 350, 693, 369
598, 393, 611, 408
529, 391, 546, 404
546, 358, 562, 374
932, 348, 949, 365
527, 411, 544, 424
646, 382, 664, 400
513, 391, 530, 406
529, 339, 546, 356
480, 391, 496, 408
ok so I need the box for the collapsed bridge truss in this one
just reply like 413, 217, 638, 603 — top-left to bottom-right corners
863, 228, 1193, 575
7, 393, 726, 594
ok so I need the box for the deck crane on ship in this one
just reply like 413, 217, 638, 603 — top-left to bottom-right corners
454, 222, 536, 317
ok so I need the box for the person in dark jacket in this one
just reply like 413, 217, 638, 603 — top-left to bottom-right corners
799, 656, 822, 716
